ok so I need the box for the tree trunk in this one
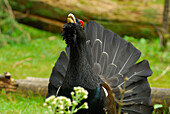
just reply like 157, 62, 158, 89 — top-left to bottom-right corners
161, 0, 169, 48
163, 0, 169, 32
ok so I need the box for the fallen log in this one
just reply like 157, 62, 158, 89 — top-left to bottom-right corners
151, 87, 170, 106
0, 75, 170, 106
16, 78, 48, 96
7, 0, 169, 38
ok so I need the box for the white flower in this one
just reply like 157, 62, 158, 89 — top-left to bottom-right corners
43, 103, 47, 107
57, 96, 68, 101
58, 100, 63, 105
66, 98, 71, 106
83, 90, 88, 95
59, 105, 64, 109
83, 95, 88, 99
52, 101, 56, 105
72, 100, 77, 105
74, 86, 82, 91
71, 91, 74, 96
45, 95, 55, 103
84, 102, 88, 109
59, 111, 64, 114
48, 106, 51, 109
68, 110, 71, 114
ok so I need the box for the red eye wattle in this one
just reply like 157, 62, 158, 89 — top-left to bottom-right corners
79, 20, 84, 28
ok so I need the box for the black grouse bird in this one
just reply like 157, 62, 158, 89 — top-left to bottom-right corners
46, 13, 153, 114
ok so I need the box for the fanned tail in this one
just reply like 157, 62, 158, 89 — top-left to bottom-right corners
85, 21, 153, 113
47, 21, 153, 113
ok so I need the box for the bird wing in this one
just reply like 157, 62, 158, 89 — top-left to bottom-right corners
47, 47, 69, 97
85, 21, 153, 113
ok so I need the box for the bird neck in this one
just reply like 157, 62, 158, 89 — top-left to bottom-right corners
68, 42, 88, 79
70, 43, 87, 64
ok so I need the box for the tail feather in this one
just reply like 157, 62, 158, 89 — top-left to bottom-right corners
116, 60, 152, 88
85, 21, 153, 113
49, 48, 69, 90
85, 21, 104, 46
122, 80, 151, 105
121, 105, 153, 114
86, 40, 93, 66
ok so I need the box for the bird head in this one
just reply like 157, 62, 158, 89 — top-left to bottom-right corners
67, 13, 84, 28
62, 13, 86, 47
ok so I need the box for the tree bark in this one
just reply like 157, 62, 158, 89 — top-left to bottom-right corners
161, 0, 169, 48
163, 0, 169, 32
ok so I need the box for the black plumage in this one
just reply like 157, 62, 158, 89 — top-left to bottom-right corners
46, 14, 153, 114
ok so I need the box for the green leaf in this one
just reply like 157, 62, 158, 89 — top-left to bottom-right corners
154, 104, 163, 109
1, 89, 6, 94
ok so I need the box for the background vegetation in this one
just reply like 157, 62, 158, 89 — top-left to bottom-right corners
0, 0, 169, 113
0, 24, 169, 88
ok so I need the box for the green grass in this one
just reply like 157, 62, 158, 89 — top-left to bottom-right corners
0, 91, 169, 114
0, 24, 66, 79
0, 91, 48, 114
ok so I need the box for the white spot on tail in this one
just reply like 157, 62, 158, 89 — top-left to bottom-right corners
102, 87, 108, 97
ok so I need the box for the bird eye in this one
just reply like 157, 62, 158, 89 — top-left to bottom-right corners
79, 20, 84, 28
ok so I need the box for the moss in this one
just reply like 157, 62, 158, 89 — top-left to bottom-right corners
78, 0, 87, 4
54, 8, 67, 16
8, 0, 26, 12
26, 2, 33, 8
141, 28, 153, 37
143, 8, 159, 19
72, 10, 84, 17
97, 21, 157, 39
33, 9, 55, 18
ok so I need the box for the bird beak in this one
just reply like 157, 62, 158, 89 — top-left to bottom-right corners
67, 13, 76, 24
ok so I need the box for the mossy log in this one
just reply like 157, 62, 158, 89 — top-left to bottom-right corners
7, 0, 169, 38
0, 74, 169, 106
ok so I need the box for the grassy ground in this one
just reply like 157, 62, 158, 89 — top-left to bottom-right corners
0, 91, 47, 114
0, 24, 169, 88
0, 92, 169, 114
0, 24, 66, 79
